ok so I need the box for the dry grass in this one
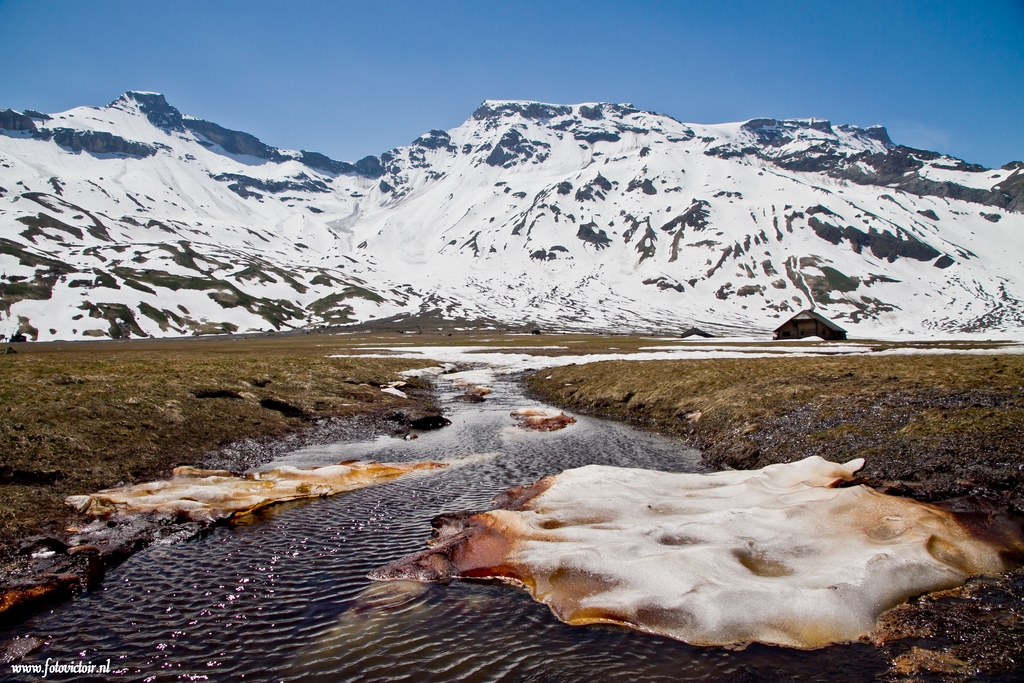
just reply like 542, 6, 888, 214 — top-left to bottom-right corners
0, 335, 437, 547
526, 354, 1024, 500
0, 327, 693, 547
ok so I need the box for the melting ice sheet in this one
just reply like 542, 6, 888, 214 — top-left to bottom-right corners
370, 456, 1013, 649
65, 461, 445, 522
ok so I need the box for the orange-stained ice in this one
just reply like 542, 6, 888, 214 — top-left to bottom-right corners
510, 408, 576, 431
66, 460, 446, 523
369, 456, 1023, 649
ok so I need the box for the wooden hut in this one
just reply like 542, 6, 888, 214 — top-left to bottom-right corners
772, 310, 847, 341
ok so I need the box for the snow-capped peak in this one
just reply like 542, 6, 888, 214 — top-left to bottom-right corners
1, 95, 1021, 341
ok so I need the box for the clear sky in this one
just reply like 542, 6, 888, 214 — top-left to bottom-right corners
1, 0, 1022, 168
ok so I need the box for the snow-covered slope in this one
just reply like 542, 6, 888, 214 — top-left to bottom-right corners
1, 92, 1022, 340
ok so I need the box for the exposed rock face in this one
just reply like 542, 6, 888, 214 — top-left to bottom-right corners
121, 91, 184, 129
994, 169, 1024, 213
413, 129, 456, 152
212, 172, 331, 198
473, 102, 573, 121
109, 93, 369, 178
184, 118, 284, 160
807, 216, 941, 262
299, 150, 356, 175
576, 222, 612, 249
0, 110, 36, 132
486, 129, 550, 167
700, 119, 1023, 213
354, 154, 385, 178
575, 128, 621, 144
47, 128, 159, 158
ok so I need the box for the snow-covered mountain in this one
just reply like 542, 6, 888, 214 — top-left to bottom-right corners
1, 92, 1022, 340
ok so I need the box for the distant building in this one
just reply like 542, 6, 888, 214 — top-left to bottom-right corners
680, 327, 714, 339
773, 310, 847, 341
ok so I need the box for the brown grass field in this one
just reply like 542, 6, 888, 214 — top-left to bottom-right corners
525, 353, 1024, 501
3, 331, 1021, 550
0, 333, 444, 549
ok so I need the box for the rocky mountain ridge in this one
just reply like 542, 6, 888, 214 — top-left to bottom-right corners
1, 92, 1022, 340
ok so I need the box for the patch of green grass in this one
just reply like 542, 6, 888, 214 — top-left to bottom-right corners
16, 213, 84, 242
111, 266, 306, 328
111, 266, 217, 292
0, 279, 55, 315
820, 266, 860, 292
137, 302, 172, 332
76, 301, 148, 338
307, 293, 357, 324
0, 239, 77, 313
0, 239, 76, 273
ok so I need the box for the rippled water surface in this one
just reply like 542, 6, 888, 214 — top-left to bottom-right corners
4, 370, 891, 682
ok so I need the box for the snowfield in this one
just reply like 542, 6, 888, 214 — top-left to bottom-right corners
1, 92, 1022, 341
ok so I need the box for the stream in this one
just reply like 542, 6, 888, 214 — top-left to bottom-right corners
2, 364, 892, 682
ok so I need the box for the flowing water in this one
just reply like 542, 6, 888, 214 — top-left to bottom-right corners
2, 367, 893, 682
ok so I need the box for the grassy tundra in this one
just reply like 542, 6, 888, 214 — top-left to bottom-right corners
0, 334, 438, 549
525, 353, 1024, 503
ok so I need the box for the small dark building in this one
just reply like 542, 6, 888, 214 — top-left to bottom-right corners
773, 310, 847, 341
680, 327, 714, 339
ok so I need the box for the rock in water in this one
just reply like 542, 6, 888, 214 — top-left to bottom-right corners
384, 409, 452, 431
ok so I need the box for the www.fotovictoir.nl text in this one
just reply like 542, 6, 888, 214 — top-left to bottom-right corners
9, 658, 112, 678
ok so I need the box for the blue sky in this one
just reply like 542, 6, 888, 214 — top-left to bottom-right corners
1, 0, 1022, 168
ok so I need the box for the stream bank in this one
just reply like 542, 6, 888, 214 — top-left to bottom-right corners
524, 353, 1024, 681
0, 345, 443, 625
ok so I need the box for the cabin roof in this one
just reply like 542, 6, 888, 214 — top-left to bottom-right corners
773, 309, 847, 333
